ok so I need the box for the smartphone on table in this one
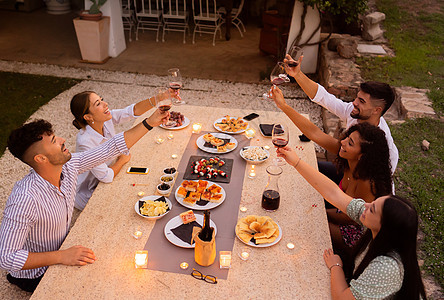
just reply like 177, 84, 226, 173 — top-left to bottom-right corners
243, 113, 259, 121
126, 167, 150, 174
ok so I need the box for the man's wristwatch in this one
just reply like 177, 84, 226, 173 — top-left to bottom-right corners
142, 118, 153, 131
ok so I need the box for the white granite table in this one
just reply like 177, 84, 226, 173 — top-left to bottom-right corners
31, 106, 332, 299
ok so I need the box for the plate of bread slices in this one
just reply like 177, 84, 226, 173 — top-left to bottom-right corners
213, 116, 249, 134
175, 180, 226, 210
235, 215, 282, 247
164, 211, 218, 248
196, 132, 238, 154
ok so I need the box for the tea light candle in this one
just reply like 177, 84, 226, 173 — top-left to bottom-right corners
192, 123, 202, 133
133, 230, 142, 239
240, 251, 250, 260
137, 191, 145, 197
287, 242, 295, 250
248, 165, 256, 179
134, 250, 148, 268
155, 136, 165, 144
264, 145, 271, 150
167, 133, 174, 140
171, 154, 178, 159
180, 262, 189, 270
245, 128, 256, 139
239, 206, 247, 212
219, 251, 232, 269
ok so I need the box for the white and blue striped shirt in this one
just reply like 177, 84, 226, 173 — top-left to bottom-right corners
0, 132, 128, 279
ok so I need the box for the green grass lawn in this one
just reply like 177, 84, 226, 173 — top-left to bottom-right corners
0, 72, 80, 155
358, 0, 444, 289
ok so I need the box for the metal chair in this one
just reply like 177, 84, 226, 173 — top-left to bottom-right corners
135, 0, 163, 42
218, 0, 246, 37
161, 0, 189, 43
192, 0, 223, 46
121, 0, 137, 42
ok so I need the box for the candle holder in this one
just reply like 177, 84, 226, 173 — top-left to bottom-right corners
192, 123, 202, 134
171, 154, 178, 159
286, 242, 295, 250
134, 250, 148, 268
239, 206, 248, 213
167, 133, 174, 140
133, 230, 142, 240
137, 191, 145, 197
239, 247, 251, 261
245, 128, 256, 139
219, 251, 232, 269
263, 145, 271, 150
180, 262, 189, 270
248, 165, 256, 179
155, 136, 165, 144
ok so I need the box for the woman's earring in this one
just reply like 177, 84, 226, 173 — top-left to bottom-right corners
92, 121, 94, 124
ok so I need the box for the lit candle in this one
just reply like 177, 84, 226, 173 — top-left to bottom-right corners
167, 133, 174, 140
245, 128, 256, 139
239, 206, 247, 212
134, 250, 148, 268
133, 230, 142, 239
156, 136, 165, 144
180, 262, 189, 270
171, 154, 178, 159
137, 191, 145, 197
240, 251, 250, 260
264, 145, 271, 150
248, 165, 256, 179
287, 242, 295, 250
192, 123, 202, 133
219, 251, 232, 269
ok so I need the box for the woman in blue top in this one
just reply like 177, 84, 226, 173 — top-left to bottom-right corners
276, 146, 426, 299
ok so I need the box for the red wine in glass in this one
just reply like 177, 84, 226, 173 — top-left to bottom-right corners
169, 82, 182, 90
272, 138, 288, 148
262, 189, 280, 211
271, 77, 287, 86
158, 104, 172, 112
287, 61, 299, 67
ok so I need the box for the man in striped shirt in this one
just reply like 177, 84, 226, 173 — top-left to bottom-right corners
0, 109, 168, 292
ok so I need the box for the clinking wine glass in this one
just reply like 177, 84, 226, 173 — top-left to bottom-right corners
272, 123, 289, 165
263, 62, 290, 99
286, 46, 303, 67
156, 91, 176, 127
167, 68, 184, 105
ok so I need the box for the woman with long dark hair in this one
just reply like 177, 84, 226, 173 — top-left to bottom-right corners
277, 146, 426, 299
269, 86, 392, 257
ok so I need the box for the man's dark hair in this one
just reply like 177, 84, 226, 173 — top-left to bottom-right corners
360, 81, 395, 116
7, 119, 54, 162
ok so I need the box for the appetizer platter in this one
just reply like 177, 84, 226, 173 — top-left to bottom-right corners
235, 215, 282, 248
196, 132, 238, 154
183, 156, 233, 183
239, 146, 270, 164
164, 213, 217, 248
135, 196, 172, 220
160, 112, 190, 130
213, 116, 249, 134
175, 179, 226, 210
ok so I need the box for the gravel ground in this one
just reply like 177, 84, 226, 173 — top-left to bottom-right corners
0, 60, 322, 298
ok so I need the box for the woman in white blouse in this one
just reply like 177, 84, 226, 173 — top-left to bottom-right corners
276, 146, 426, 299
70, 90, 176, 210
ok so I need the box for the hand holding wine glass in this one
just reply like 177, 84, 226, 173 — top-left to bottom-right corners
272, 123, 289, 165
263, 62, 290, 99
167, 68, 184, 105
155, 90, 175, 127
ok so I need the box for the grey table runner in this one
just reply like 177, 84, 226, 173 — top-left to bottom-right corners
144, 131, 250, 279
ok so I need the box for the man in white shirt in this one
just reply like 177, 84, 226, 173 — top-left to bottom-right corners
283, 55, 398, 182
0, 109, 168, 292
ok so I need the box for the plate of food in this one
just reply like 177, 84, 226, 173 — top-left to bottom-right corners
160, 112, 190, 130
164, 212, 218, 248
213, 116, 249, 134
196, 132, 238, 154
239, 146, 270, 164
175, 180, 226, 210
135, 196, 172, 220
235, 215, 282, 248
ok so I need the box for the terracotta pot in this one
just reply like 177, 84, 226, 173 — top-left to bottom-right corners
79, 10, 102, 21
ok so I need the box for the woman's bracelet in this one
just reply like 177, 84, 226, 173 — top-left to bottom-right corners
294, 157, 301, 168
329, 263, 343, 271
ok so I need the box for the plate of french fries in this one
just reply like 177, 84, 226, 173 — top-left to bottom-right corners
213, 116, 249, 134
135, 196, 172, 220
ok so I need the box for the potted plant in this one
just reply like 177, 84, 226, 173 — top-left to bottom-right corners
44, 0, 71, 15
73, 0, 110, 63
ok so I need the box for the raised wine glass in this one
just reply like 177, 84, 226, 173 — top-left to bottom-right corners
167, 68, 184, 105
272, 123, 289, 165
286, 46, 303, 67
156, 91, 176, 127
263, 62, 290, 99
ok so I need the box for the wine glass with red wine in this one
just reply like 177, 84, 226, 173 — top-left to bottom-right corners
272, 123, 289, 165
156, 92, 176, 127
263, 62, 290, 99
286, 46, 303, 68
167, 68, 184, 105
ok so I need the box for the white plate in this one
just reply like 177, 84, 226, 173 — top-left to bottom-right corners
135, 196, 173, 220
239, 146, 270, 164
196, 132, 238, 154
160, 116, 190, 130
213, 117, 249, 134
164, 214, 218, 248
235, 222, 282, 248
175, 180, 226, 210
